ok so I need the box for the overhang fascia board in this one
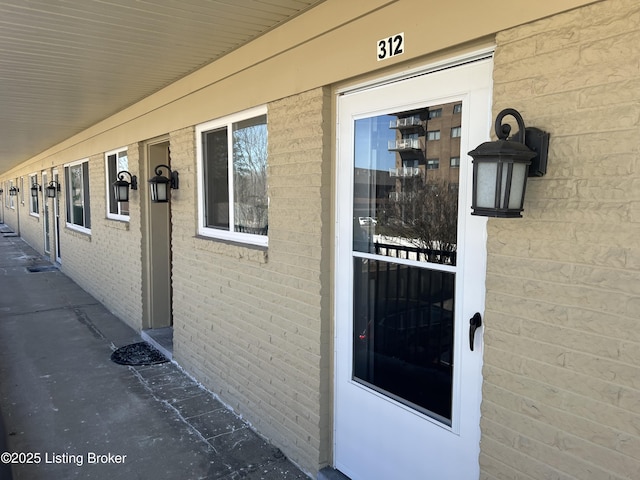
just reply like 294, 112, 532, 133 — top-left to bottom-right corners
6, 0, 601, 176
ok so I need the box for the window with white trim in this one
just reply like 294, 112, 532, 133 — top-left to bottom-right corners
65, 159, 91, 233
29, 174, 39, 216
105, 147, 130, 220
196, 106, 268, 246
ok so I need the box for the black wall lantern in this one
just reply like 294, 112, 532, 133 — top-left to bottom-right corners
468, 108, 550, 218
148, 164, 178, 203
46, 181, 61, 198
9, 186, 18, 196
30, 183, 41, 198
113, 171, 138, 203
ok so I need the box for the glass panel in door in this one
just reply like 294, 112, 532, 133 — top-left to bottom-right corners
352, 102, 461, 424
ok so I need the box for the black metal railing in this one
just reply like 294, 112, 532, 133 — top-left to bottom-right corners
373, 241, 456, 265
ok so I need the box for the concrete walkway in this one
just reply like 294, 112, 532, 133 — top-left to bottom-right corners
0, 226, 310, 480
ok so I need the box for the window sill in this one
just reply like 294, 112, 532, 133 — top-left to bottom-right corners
197, 227, 268, 248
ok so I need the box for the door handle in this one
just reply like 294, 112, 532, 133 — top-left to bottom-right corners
469, 312, 482, 351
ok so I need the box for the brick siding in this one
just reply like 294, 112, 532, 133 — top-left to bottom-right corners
481, 1, 640, 478
170, 87, 332, 475
56, 149, 143, 332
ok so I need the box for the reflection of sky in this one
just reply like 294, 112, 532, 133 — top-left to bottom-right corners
355, 115, 397, 170
118, 153, 128, 172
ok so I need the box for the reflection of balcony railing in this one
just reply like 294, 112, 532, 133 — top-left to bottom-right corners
389, 116, 422, 129
389, 167, 420, 177
388, 139, 420, 151
235, 224, 268, 235
374, 240, 456, 265
388, 191, 417, 201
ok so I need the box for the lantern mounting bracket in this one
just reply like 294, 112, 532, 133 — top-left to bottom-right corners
495, 108, 549, 177
116, 171, 138, 190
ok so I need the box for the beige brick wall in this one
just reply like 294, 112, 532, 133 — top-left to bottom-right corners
58, 148, 143, 332
12, 174, 44, 253
2, 172, 61, 259
481, 0, 640, 479
2, 177, 29, 241
1, 149, 144, 332
171, 87, 332, 476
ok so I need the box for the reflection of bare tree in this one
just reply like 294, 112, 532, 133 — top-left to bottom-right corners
233, 118, 268, 233
71, 165, 83, 206
380, 179, 458, 262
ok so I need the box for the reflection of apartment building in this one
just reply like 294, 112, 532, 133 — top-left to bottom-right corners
389, 102, 462, 191
353, 167, 394, 219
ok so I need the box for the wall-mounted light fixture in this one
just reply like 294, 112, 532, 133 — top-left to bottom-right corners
30, 183, 41, 198
46, 181, 61, 199
113, 171, 138, 203
468, 108, 549, 218
9, 186, 19, 196
148, 164, 178, 203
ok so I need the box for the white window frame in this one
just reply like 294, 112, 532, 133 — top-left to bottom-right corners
428, 108, 442, 119
451, 126, 462, 138
196, 105, 268, 247
427, 130, 441, 141
28, 173, 40, 217
426, 159, 440, 170
64, 158, 91, 234
105, 147, 130, 221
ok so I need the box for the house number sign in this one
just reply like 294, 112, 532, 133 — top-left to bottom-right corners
377, 32, 404, 61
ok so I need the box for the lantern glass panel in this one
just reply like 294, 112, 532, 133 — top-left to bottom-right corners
507, 162, 528, 209
114, 183, 129, 202
476, 161, 498, 208
152, 181, 169, 202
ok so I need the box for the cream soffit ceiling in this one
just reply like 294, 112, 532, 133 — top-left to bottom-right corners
0, 0, 325, 175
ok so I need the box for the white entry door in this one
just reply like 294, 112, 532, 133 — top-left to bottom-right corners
334, 57, 492, 479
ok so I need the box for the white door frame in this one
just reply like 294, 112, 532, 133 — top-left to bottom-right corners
52, 169, 62, 263
333, 53, 493, 480
41, 170, 50, 255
